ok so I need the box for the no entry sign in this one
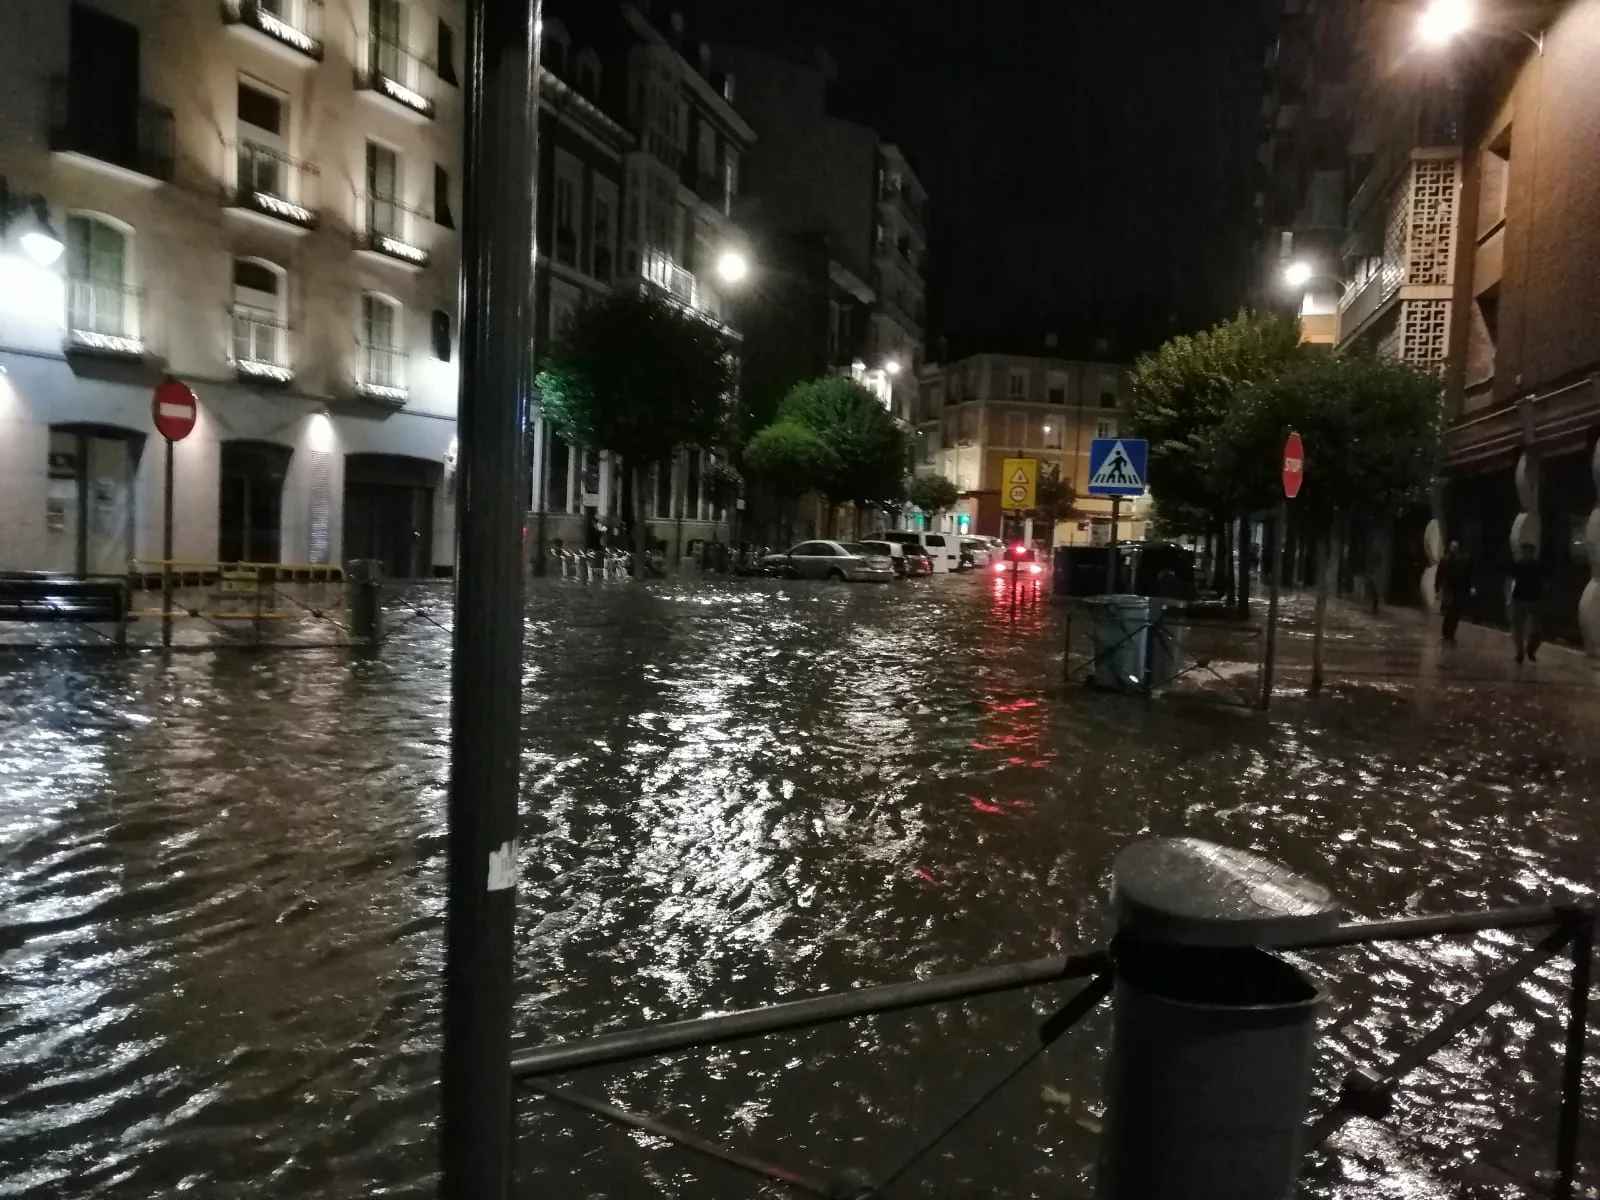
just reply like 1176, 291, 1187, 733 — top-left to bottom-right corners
152, 378, 197, 442
1282, 431, 1305, 499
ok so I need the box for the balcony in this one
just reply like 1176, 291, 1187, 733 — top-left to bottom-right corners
65, 278, 143, 358
357, 342, 407, 406
221, 0, 324, 63
356, 195, 430, 269
48, 77, 174, 186
231, 309, 294, 383
357, 37, 435, 120
642, 247, 698, 309
225, 140, 319, 233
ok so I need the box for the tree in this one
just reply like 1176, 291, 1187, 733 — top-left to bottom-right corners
536, 289, 736, 563
762, 377, 907, 534
906, 473, 960, 518
1130, 310, 1306, 613
743, 420, 838, 541
1032, 462, 1075, 526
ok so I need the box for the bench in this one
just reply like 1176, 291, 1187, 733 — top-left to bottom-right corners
0, 573, 131, 624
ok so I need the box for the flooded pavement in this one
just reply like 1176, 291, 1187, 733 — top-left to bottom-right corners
0, 575, 1597, 1198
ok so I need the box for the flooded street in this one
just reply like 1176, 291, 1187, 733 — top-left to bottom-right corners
1, 576, 1597, 1198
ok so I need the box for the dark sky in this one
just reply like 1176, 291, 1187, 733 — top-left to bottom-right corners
687, 0, 1276, 353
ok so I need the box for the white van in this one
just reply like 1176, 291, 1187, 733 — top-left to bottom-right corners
876, 530, 961, 573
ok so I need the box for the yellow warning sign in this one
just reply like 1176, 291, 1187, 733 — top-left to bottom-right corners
1001, 457, 1037, 511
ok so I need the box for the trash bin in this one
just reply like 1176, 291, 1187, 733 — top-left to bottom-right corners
1085, 594, 1157, 690
1098, 838, 1340, 1200
1145, 599, 1186, 689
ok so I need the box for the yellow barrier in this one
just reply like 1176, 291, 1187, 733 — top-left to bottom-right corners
126, 560, 348, 626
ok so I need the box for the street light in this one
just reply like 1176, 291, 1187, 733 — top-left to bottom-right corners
1283, 260, 1315, 289
1417, 0, 1473, 45
884, 358, 902, 376
0, 180, 63, 266
715, 249, 749, 285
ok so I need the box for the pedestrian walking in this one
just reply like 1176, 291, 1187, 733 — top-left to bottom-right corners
1435, 540, 1472, 643
1507, 542, 1545, 664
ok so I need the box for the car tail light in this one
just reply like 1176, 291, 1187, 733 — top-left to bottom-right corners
1029, 563, 1043, 575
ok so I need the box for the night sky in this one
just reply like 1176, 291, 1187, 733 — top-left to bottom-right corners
688, 0, 1276, 355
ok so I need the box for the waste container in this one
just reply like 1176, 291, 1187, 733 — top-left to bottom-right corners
1145, 599, 1186, 689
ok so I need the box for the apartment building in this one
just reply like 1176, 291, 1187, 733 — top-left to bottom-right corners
0, 0, 464, 579
1266, 0, 1600, 649
915, 347, 1143, 545
530, 0, 754, 557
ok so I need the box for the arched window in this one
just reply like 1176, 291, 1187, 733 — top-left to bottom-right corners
544, 19, 569, 76
232, 257, 290, 379
360, 292, 406, 398
575, 48, 601, 98
64, 212, 139, 351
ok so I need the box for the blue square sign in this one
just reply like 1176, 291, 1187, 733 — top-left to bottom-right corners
1087, 438, 1148, 497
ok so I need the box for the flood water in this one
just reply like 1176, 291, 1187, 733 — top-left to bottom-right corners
1, 575, 1596, 1198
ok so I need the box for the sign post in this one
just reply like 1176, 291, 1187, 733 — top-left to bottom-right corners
1261, 431, 1303, 710
1000, 457, 1037, 544
151, 379, 198, 647
1087, 438, 1148, 594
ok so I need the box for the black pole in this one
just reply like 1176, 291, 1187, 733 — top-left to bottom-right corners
440, 0, 539, 1195
161, 438, 174, 647
1260, 499, 1285, 710
1554, 912, 1593, 1200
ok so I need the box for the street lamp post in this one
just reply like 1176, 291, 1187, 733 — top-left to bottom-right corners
0, 179, 64, 266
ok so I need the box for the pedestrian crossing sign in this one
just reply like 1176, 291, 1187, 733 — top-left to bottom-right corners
1087, 438, 1148, 497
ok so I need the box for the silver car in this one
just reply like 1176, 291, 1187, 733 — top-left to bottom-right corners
761, 540, 896, 582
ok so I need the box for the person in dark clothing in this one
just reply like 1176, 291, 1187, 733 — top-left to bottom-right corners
1507, 542, 1545, 664
1435, 540, 1472, 643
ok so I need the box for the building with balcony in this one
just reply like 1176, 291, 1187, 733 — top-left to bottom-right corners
714, 45, 927, 426
529, 1, 755, 561
0, 0, 464, 579
915, 343, 1142, 545
1266, 0, 1600, 650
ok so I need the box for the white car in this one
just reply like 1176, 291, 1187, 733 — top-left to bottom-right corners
961, 538, 994, 568
872, 530, 961, 573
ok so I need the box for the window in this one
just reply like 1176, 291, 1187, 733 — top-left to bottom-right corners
361, 293, 404, 392
1048, 387, 1065, 404
544, 20, 569, 76
237, 80, 287, 198
1008, 370, 1027, 399
575, 50, 601, 98
434, 164, 454, 228
1043, 423, 1062, 450
370, 0, 405, 78
430, 309, 452, 361
238, 80, 283, 137
436, 19, 457, 86
366, 141, 401, 236
46, 425, 142, 575
232, 258, 287, 373
1099, 391, 1117, 409
65, 213, 135, 342
1096, 418, 1118, 440
554, 175, 575, 265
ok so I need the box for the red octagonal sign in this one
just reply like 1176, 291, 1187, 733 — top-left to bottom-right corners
1282, 431, 1305, 499
152, 378, 198, 442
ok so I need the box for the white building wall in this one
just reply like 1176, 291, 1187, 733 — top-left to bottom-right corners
0, 0, 463, 575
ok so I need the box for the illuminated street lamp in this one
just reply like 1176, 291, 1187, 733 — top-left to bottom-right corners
1283, 260, 1315, 289
715, 249, 749, 285
1417, 0, 1473, 45
884, 358, 902, 376
0, 180, 63, 266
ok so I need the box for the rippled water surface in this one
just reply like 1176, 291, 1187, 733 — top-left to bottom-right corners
1, 576, 1597, 1198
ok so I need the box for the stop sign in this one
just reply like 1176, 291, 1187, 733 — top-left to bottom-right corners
152, 378, 197, 442
1282, 431, 1305, 499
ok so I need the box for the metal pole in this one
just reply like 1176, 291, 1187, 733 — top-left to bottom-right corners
161, 437, 174, 647
1554, 911, 1593, 1200
439, 0, 538, 1195
1106, 495, 1121, 593
1260, 500, 1286, 710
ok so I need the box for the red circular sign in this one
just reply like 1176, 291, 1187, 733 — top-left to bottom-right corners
1282, 431, 1305, 499
152, 378, 198, 442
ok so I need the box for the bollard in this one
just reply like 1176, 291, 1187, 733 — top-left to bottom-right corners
347, 558, 383, 644
1098, 838, 1340, 1200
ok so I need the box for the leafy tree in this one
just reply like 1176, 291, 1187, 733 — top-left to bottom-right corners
744, 421, 835, 497
906, 473, 961, 516
536, 289, 736, 562
775, 377, 907, 521
1032, 462, 1075, 525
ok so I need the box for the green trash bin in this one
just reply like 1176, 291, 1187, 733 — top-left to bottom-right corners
1086, 594, 1153, 690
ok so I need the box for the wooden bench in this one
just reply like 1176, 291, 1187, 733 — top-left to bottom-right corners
0, 573, 130, 625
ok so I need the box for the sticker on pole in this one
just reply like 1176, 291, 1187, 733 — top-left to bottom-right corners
1282, 431, 1305, 499
152, 378, 198, 442
1000, 457, 1037, 511
1087, 438, 1147, 497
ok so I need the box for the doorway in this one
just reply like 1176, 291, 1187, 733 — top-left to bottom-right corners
45, 425, 145, 575
219, 440, 291, 563
342, 453, 439, 578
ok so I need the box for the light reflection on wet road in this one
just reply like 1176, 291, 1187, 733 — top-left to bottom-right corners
0, 575, 1596, 1198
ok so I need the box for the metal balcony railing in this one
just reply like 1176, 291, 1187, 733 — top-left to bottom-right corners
509, 901, 1596, 1198
220, 0, 324, 60
359, 36, 435, 118
48, 76, 175, 182
357, 194, 430, 267
229, 140, 319, 229
230, 308, 293, 381
65, 278, 142, 356
358, 341, 407, 402
643, 247, 698, 309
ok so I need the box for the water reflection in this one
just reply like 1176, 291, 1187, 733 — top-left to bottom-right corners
0, 578, 1596, 1197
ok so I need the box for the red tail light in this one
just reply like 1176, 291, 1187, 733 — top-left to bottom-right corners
1029, 563, 1043, 575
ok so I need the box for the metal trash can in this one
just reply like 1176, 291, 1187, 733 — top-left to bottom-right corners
1084, 594, 1156, 690
1098, 838, 1340, 1200
1145, 599, 1186, 689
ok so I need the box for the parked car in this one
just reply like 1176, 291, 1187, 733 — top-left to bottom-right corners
860, 539, 920, 578
872, 530, 961, 573
902, 548, 934, 576
760, 540, 896, 582
961, 538, 994, 568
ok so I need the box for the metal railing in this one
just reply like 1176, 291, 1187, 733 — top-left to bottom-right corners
511, 903, 1595, 1198
360, 35, 435, 117
65, 278, 142, 355
230, 308, 293, 381
220, 0, 324, 60
357, 193, 430, 266
48, 76, 175, 181
643, 247, 698, 308
229, 139, 319, 227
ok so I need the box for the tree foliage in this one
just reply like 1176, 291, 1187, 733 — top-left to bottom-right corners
1033, 462, 1075, 524
743, 421, 837, 500
535, 289, 735, 468
760, 377, 907, 506
906, 473, 961, 514
1215, 353, 1445, 522
1128, 310, 1305, 523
